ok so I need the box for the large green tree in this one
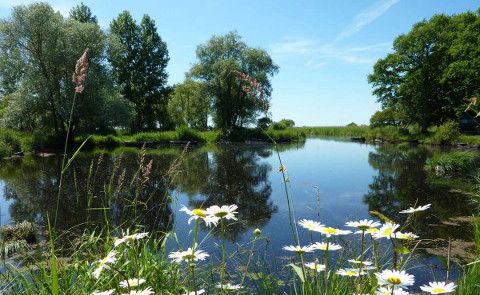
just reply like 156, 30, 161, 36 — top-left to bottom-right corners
108, 12, 169, 131
189, 31, 278, 129
368, 10, 480, 130
69, 2, 97, 23
168, 79, 210, 129
0, 3, 132, 136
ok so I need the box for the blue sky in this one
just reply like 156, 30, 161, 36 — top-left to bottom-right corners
1, 0, 479, 126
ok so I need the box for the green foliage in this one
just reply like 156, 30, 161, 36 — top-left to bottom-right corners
272, 121, 287, 130
257, 117, 272, 129
365, 126, 402, 142
189, 31, 279, 129
368, 11, 480, 129
369, 107, 404, 128
430, 121, 460, 145
108, 11, 169, 131
175, 126, 205, 142
168, 79, 210, 129
297, 126, 369, 137
3, 221, 37, 244
0, 2, 131, 136
69, 2, 97, 23
426, 151, 480, 177
278, 119, 295, 128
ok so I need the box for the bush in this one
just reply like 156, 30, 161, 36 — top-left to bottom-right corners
176, 126, 205, 142
425, 151, 480, 177
257, 117, 272, 129
0, 129, 23, 157
278, 119, 295, 128
431, 121, 460, 145
272, 122, 287, 130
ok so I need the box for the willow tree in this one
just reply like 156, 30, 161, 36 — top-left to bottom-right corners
188, 31, 279, 129
0, 3, 132, 136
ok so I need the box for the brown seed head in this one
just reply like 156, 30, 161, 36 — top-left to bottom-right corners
72, 48, 90, 93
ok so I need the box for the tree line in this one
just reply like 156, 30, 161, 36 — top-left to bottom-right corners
0, 2, 278, 139
369, 9, 480, 131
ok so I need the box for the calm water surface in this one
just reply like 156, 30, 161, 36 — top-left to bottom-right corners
0, 138, 475, 289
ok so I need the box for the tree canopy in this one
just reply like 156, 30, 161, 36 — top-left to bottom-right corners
189, 31, 279, 129
108, 11, 170, 131
368, 10, 480, 130
168, 79, 210, 130
0, 2, 132, 136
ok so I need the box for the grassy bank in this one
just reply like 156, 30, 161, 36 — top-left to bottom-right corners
80, 127, 307, 149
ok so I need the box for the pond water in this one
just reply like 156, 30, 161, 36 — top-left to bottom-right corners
0, 138, 475, 290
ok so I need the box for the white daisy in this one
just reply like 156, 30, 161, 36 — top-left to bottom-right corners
283, 245, 315, 254
121, 288, 154, 295
375, 270, 414, 288
394, 232, 419, 240
92, 250, 117, 279
215, 283, 242, 291
399, 204, 431, 214
298, 219, 324, 231
318, 226, 352, 237
372, 223, 400, 239
114, 232, 149, 247
168, 246, 209, 263
346, 219, 381, 232
310, 242, 342, 251
304, 262, 326, 272
348, 259, 373, 266
91, 290, 115, 295
336, 268, 367, 277
420, 281, 457, 294
182, 290, 205, 295
180, 205, 219, 227
376, 286, 411, 295
119, 278, 146, 288
206, 204, 238, 220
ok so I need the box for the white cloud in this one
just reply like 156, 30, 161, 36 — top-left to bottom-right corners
271, 37, 388, 67
336, 0, 399, 41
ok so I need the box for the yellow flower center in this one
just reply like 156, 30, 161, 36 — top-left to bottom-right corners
346, 271, 357, 276
367, 228, 378, 233
387, 277, 401, 285
192, 209, 207, 217
323, 227, 337, 234
358, 225, 370, 230
384, 228, 393, 235
431, 288, 445, 293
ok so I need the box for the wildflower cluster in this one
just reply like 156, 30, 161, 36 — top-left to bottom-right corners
282, 203, 457, 294
170, 204, 241, 294
90, 231, 152, 295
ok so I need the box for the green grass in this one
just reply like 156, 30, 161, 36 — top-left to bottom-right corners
294, 126, 369, 137
456, 217, 480, 295
425, 151, 480, 177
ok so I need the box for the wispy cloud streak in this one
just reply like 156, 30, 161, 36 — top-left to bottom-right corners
336, 0, 399, 40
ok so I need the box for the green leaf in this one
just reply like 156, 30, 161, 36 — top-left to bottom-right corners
288, 263, 305, 283
437, 255, 448, 268
395, 245, 411, 255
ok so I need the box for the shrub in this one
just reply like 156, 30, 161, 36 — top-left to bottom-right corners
272, 121, 287, 130
431, 121, 460, 145
176, 126, 205, 142
425, 151, 480, 177
257, 117, 272, 129
278, 119, 295, 128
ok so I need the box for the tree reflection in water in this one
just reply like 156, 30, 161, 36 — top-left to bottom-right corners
178, 144, 278, 242
364, 145, 473, 241
0, 143, 294, 243
0, 150, 177, 234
